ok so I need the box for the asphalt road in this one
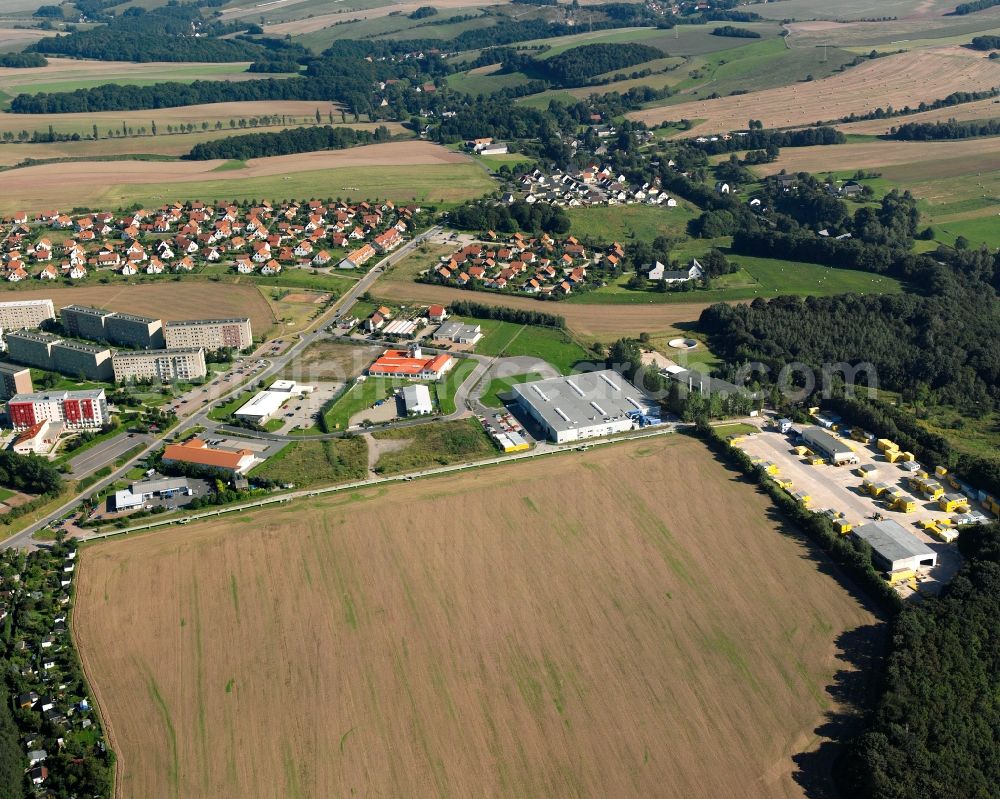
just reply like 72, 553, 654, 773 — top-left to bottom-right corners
68, 433, 154, 478
0, 227, 442, 550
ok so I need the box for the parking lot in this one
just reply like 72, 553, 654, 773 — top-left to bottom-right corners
266, 382, 342, 434
736, 427, 968, 593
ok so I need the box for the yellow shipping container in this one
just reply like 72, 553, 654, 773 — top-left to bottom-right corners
947, 476, 960, 490
894, 498, 916, 513
877, 438, 898, 452
886, 569, 916, 586
793, 445, 810, 456
938, 496, 968, 513
885, 450, 904, 463
834, 520, 853, 535
935, 465, 948, 477
808, 457, 825, 466
899, 451, 915, 462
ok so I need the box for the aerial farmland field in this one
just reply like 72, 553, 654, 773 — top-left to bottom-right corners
73, 436, 877, 799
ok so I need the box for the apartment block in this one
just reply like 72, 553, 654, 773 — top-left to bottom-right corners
112, 348, 206, 382
163, 318, 253, 351
5, 331, 113, 381
60, 305, 113, 341
4, 330, 60, 370
7, 389, 108, 431
0, 361, 33, 400
0, 299, 55, 332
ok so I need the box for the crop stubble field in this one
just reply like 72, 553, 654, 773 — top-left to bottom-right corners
0, 142, 491, 212
0, 283, 275, 334
73, 436, 875, 799
629, 47, 1000, 135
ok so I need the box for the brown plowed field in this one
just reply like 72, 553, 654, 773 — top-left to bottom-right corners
629, 47, 1000, 135
0, 283, 275, 333
73, 436, 877, 799
376, 279, 710, 340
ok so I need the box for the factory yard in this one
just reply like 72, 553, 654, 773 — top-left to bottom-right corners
72, 436, 876, 799
734, 425, 966, 595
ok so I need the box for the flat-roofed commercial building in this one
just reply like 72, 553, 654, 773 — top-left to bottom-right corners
164, 318, 252, 351
162, 439, 257, 475
112, 348, 206, 382
801, 426, 859, 465
512, 369, 659, 444
60, 305, 114, 341
0, 361, 33, 400
7, 389, 108, 430
0, 299, 55, 331
852, 520, 937, 573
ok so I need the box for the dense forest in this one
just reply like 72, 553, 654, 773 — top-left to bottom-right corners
839, 523, 1000, 799
690, 126, 845, 155
951, 0, 1000, 13
502, 43, 665, 88
0, 52, 47, 68
969, 34, 1000, 48
448, 300, 565, 328
0, 690, 22, 798
448, 199, 571, 235
0, 451, 63, 495
891, 117, 1000, 140
711, 25, 761, 37
186, 124, 390, 160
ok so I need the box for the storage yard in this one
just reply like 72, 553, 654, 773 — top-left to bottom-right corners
732, 417, 992, 595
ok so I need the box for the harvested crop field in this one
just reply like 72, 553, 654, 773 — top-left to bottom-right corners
629, 47, 1000, 135
376, 278, 710, 340
73, 436, 877, 799
837, 97, 1000, 135
0, 283, 275, 334
265, 0, 505, 36
0, 27, 49, 53
752, 137, 1000, 179
0, 142, 486, 213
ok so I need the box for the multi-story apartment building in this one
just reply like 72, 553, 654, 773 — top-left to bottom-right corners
0, 299, 55, 332
0, 362, 33, 400
7, 389, 108, 430
61, 305, 164, 349
4, 330, 61, 370
163, 318, 252, 351
59, 305, 113, 341
50, 340, 114, 382
111, 348, 206, 382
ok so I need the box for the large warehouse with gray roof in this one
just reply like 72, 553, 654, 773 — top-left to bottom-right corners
511, 369, 659, 443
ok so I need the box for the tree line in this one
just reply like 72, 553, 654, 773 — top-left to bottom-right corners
969, 34, 1000, 49
838, 522, 1000, 798
447, 200, 571, 235
710, 25, 760, 38
890, 117, 1000, 140
0, 451, 63, 495
500, 43, 665, 88
448, 300, 566, 328
186, 124, 390, 160
951, 0, 1000, 13
0, 52, 47, 67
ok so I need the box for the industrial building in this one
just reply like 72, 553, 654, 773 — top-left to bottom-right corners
434, 321, 483, 345
661, 365, 747, 398
6, 389, 108, 431
852, 519, 937, 573
163, 318, 253, 352
162, 439, 256, 475
233, 380, 311, 425
0, 298, 55, 331
0, 361, 32, 400
114, 477, 191, 511
402, 384, 432, 415
801, 426, 859, 466
111, 348, 206, 383
511, 370, 659, 444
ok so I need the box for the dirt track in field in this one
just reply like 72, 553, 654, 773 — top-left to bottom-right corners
0, 283, 275, 334
73, 436, 879, 799
375, 278, 713, 340
629, 47, 1000, 135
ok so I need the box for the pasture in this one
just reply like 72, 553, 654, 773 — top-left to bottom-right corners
0, 142, 493, 212
73, 435, 876, 799
629, 47, 1000, 135
0, 283, 276, 335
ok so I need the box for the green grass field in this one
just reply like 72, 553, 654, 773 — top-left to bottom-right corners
474, 321, 590, 374
479, 371, 544, 407
371, 418, 496, 474
88, 163, 495, 211
248, 438, 368, 488
567, 204, 700, 242
570, 254, 903, 305
0, 487, 17, 503
446, 67, 534, 95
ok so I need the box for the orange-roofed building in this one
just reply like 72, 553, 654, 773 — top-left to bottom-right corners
367, 346, 455, 381
162, 439, 257, 475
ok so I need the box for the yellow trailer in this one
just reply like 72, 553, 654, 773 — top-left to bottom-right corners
792, 445, 810, 456
935, 465, 948, 477
774, 477, 793, 489
792, 490, 811, 507
869, 482, 891, 498
947, 476, 961, 490
760, 461, 779, 475
885, 449, 904, 464
833, 519, 853, 535
808, 456, 825, 466
885, 569, 916, 586
938, 494, 969, 513
922, 482, 945, 499
893, 497, 916, 513
899, 451, 915, 462
877, 438, 898, 452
